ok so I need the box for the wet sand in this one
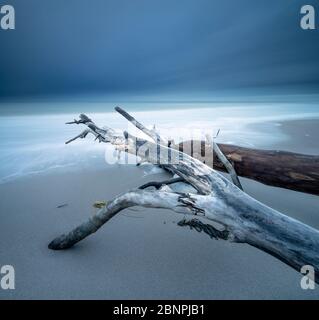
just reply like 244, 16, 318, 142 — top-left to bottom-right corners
272, 119, 319, 155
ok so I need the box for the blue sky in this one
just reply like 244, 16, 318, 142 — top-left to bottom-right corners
0, 0, 318, 101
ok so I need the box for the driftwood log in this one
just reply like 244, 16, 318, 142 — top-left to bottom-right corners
177, 140, 319, 196
49, 107, 319, 283
114, 106, 319, 195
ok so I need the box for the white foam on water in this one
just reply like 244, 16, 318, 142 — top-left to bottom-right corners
0, 102, 318, 183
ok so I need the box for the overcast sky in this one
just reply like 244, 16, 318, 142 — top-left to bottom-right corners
0, 0, 318, 101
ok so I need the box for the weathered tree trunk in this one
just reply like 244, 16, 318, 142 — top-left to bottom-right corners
176, 141, 319, 196
114, 105, 319, 195
49, 108, 319, 284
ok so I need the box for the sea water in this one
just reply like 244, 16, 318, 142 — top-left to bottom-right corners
0, 101, 318, 183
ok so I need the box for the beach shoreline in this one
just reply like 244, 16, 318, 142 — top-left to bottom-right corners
0, 117, 319, 299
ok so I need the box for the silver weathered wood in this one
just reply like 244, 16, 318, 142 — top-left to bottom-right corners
206, 134, 243, 190
49, 108, 319, 282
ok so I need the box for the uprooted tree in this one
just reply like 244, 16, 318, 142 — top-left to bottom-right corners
48, 107, 319, 283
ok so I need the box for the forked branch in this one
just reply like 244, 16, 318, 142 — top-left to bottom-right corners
49, 107, 319, 283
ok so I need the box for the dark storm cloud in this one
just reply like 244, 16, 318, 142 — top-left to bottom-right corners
0, 0, 318, 99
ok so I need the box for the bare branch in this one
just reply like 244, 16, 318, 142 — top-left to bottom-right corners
48, 190, 203, 250
115, 106, 167, 145
139, 177, 184, 190
206, 134, 243, 190
65, 129, 90, 145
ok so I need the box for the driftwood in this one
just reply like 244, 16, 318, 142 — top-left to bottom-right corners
49, 107, 319, 283
115, 106, 243, 190
114, 106, 319, 195
177, 140, 319, 196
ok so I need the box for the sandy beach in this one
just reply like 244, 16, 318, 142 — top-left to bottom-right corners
271, 119, 319, 155
0, 116, 319, 300
1, 0, 319, 303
